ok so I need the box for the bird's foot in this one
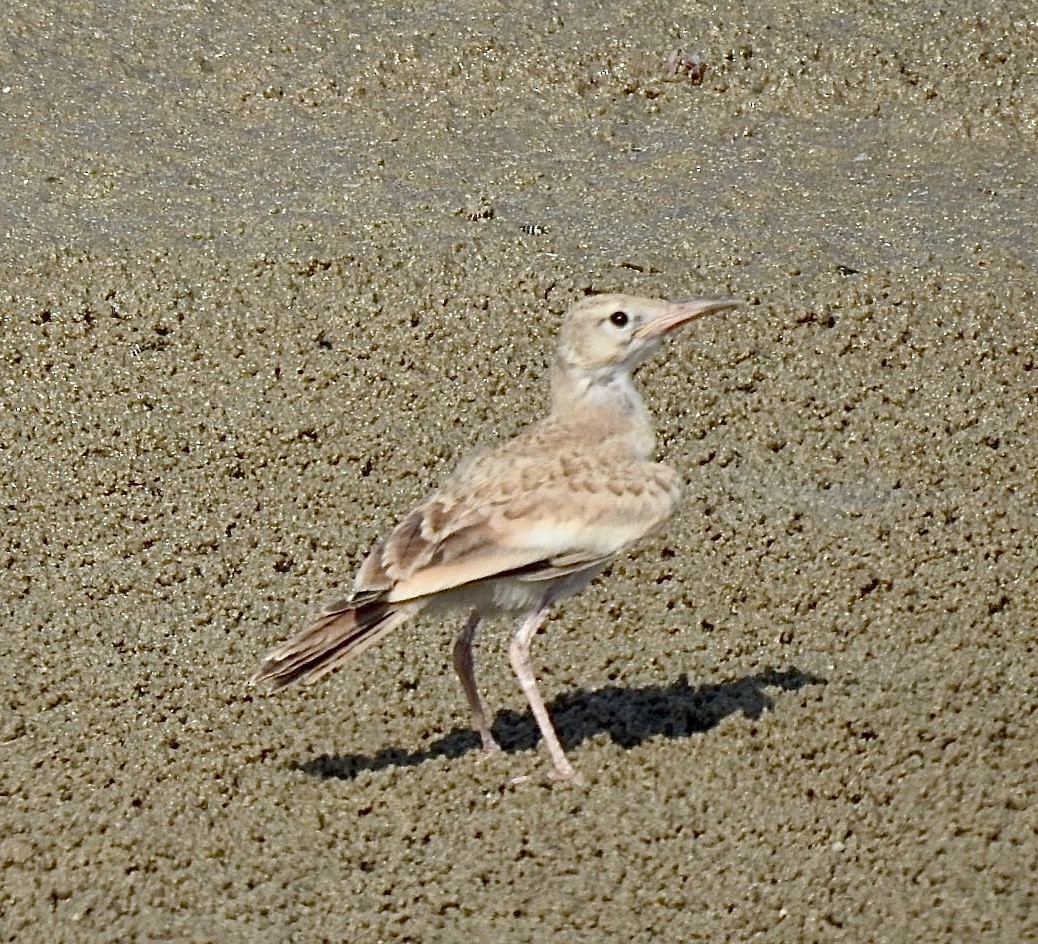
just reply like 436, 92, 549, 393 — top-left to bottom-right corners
479, 732, 503, 758
549, 761, 583, 785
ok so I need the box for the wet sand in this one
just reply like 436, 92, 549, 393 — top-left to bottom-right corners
1, 2, 1035, 941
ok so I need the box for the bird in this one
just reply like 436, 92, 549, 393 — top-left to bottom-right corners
249, 293, 737, 782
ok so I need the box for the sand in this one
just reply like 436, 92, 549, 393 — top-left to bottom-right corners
1, 2, 1035, 941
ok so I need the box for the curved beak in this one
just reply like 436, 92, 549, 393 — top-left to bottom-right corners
635, 297, 740, 339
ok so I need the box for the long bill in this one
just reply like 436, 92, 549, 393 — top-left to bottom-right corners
634, 297, 740, 339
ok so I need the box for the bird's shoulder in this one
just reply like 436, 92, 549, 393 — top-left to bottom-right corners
445, 416, 672, 500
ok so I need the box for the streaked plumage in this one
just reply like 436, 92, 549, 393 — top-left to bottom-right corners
250, 293, 737, 781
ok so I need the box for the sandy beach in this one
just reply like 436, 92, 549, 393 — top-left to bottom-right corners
1, 2, 1035, 941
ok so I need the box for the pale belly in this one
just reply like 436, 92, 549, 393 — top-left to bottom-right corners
425, 562, 608, 617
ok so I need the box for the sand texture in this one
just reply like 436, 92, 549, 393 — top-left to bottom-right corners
1, 2, 1035, 942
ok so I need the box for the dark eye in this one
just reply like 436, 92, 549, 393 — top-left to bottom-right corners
609, 311, 629, 328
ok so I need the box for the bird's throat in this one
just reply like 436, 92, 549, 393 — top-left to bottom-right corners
550, 360, 656, 457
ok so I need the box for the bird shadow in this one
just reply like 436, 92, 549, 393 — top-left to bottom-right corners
295, 666, 826, 781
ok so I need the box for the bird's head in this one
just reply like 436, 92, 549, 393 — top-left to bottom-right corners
555, 294, 737, 377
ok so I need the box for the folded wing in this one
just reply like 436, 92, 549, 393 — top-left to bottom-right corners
354, 457, 682, 603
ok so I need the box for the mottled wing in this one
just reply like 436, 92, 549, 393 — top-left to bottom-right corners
354, 456, 682, 603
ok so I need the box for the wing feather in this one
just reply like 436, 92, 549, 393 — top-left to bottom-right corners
355, 455, 681, 603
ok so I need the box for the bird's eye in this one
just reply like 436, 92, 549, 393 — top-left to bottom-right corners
609, 311, 629, 328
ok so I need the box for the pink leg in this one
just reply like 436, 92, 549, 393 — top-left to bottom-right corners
452, 612, 502, 755
508, 604, 579, 782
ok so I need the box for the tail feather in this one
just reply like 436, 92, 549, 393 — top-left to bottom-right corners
249, 598, 419, 690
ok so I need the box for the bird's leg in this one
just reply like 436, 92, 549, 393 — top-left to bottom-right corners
508, 604, 579, 782
452, 612, 502, 756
